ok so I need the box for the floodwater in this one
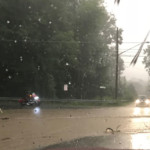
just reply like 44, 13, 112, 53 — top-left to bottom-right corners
1, 105, 150, 150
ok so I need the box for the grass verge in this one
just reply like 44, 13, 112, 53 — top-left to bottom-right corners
0, 99, 132, 109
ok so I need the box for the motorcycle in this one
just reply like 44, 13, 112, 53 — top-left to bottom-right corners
19, 95, 40, 106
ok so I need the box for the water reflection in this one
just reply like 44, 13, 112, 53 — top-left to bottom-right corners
132, 107, 150, 148
33, 107, 41, 115
144, 108, 150, 115
133, 107, 141, 115
133, 107, 150, 116
131, 133, 150, 149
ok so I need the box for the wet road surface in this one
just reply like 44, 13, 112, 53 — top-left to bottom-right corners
1, 104, 150, 150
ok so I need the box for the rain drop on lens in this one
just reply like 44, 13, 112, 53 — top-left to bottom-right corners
66, 62, 69, 66
6, 20, 10, 24
8, 76, 12, 79
20, 56, 23, 62
24, 39, 27, 42
38, 18, 41, 22
50, 4, 54, 7
14, 40, 17, 43
37, 66, 40, 70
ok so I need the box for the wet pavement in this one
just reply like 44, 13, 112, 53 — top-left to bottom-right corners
1, 104, 150, 150
40, 133, 150, 149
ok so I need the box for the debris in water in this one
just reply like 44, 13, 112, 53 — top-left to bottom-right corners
105, 125, 121, 134
116, 125, 121, 132
105, 128, 114, 134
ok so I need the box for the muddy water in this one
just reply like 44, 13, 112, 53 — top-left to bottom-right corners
1, 106, 150, 150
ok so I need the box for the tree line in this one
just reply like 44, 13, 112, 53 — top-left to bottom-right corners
0, 0, 137, 100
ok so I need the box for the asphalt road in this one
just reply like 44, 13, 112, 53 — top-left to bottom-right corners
1, 103, 150, 150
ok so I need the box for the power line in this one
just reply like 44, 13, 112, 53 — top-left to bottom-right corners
121, 55, 145, 57
119, 49, 139, 51
121, 41, 150, 44
119, 43, 141, 55
0, 39, 150, 44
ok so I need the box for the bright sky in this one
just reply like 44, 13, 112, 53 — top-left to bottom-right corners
104, 0, 150, 81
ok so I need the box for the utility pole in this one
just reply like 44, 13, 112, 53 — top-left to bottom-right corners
115, 27, 119, 100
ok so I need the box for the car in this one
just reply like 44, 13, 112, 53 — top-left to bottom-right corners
135, 95, 150, 107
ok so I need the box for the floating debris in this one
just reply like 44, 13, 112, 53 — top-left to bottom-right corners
116, 125, 121, 132
105, 128, 114, 134
105, 125, 121, 134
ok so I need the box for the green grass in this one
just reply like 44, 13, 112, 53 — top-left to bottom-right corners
40, 100, 132, 109
0, 99, 132, 109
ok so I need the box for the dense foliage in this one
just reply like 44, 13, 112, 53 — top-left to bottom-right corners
0, 0, 135, 99
144, 45, 150, 74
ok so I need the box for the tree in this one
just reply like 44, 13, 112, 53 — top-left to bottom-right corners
143, 45, 150, 88
114, 0, 120, 4
0, 0, 79, 97
0, 0, 124, 99
69, 0, 123, 99
119, 77, 137, 100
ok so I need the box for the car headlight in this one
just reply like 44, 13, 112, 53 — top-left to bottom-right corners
34, 96, 39, 100
136, 99, 140, 104
145, 99, 150, 104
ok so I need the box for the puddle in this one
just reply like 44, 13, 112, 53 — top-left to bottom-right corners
39, 132, 150, 149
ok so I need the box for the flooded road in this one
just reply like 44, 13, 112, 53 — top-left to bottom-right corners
1, 104, 150, 150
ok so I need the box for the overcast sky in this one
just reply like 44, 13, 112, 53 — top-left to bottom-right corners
104, 0, 150, 81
